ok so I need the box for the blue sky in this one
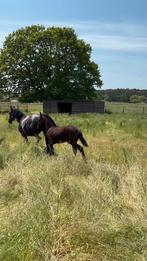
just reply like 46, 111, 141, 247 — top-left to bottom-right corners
0, 0, 147, 89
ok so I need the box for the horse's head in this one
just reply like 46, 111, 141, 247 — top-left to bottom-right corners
8, 106, 24, 123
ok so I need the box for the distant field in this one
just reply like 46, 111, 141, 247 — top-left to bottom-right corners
105, 101, 147, 114
0, 112, 147, 260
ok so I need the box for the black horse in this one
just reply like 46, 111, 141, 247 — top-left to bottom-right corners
42, 122, 88, 158
8, 106, 56, 143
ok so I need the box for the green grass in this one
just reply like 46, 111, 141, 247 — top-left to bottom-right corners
0, 113, 147, 260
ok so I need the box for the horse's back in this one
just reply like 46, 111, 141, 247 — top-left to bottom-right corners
21, 116, 30, 129
20, 114, 41, 136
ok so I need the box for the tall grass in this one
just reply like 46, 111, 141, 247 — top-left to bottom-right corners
0, 113, 147, 260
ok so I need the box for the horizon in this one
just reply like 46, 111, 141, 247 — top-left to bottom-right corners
0, 0, 147, 90
99, 88, 147, 91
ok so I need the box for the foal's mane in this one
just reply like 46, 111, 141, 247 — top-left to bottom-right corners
42, 113, 56, 126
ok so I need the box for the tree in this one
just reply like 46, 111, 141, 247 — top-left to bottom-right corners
130, 95, 146, 103
98, 89, 147, 103
0, 25, 102, 102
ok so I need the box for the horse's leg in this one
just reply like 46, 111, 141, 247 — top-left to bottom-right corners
24, 136, 29, 144
19, 128, 29, 144
72, 144, 77, 155
35, 134, 41, 144
76, 144, 86, 159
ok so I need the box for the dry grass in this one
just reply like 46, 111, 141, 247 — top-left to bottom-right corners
0, 113, 147, 260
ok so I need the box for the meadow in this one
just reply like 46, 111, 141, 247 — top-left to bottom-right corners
0, 112, 147, 261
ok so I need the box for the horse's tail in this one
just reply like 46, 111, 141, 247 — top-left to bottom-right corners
79, 131, 88, 147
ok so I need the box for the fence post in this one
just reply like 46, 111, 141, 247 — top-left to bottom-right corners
142, 107, 144, 114
24, 103, 28, 112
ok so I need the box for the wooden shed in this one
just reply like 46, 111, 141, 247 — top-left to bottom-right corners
43, 100, 105, 114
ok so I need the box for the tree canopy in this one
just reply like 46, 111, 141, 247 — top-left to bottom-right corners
0, 25, 102, 102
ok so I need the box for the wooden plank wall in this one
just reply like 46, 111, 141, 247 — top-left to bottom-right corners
43, 100, 105, 113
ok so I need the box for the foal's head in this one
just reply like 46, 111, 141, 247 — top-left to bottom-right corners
39, 112, 56, 133
8, 106, 25, 123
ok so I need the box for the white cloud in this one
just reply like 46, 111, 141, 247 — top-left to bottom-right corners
0, 20, 147, 52
81, 34, 147, 52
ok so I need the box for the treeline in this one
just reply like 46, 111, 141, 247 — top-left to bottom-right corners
98, 89, 147, 102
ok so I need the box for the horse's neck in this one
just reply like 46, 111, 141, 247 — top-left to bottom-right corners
16, 112, 26, 122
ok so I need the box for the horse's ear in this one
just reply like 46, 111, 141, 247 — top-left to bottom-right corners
40, 112, 43, 118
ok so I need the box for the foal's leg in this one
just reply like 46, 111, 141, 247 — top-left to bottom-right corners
45, 136, 56, 156
46, 141, 55, 156
44, 136, 51, 154
49, 145, 55, 156
76, 144, 86, 158
46, 143, 53, 155
51, 146, 56, 156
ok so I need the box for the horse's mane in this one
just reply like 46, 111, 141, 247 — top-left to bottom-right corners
14, 108, 25, 117
42, 113, 56, 126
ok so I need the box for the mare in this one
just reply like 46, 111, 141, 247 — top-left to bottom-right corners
8, 106, 56, 143
40, 113, 88, 158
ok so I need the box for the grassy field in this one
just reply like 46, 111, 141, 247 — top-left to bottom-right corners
0, 112, 147, 260
105, 102, 147, 114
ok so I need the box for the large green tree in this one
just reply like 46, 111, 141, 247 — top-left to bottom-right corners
0, 25, 102, 102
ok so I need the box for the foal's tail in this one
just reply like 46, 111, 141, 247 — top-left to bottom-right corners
79, 131, 88, 147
